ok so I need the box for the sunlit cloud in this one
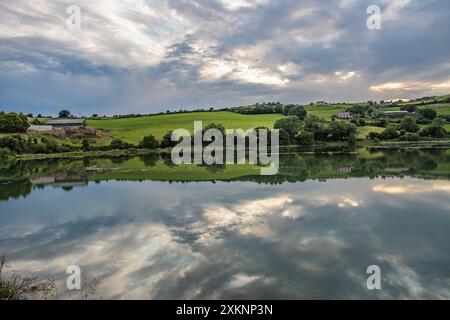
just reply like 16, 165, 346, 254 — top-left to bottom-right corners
219, 0, 269, 11
335, 71, 358, 81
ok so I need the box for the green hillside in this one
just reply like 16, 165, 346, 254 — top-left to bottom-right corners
87, 111, 284, 144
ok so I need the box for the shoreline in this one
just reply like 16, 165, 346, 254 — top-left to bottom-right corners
5, 139, 450, 162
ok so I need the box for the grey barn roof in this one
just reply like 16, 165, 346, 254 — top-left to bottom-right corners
46, 118, 85, 125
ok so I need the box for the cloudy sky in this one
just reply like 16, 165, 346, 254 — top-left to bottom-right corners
0, 0, 449, 116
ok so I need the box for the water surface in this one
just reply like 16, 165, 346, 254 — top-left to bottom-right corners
1, 148, 449, 299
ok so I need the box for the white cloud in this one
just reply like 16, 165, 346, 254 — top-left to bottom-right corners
219, 0, 269, 11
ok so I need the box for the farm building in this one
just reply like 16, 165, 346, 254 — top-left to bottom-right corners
336, 112, 352, 120
45, 118, 86, 128
383, 111, 410, 117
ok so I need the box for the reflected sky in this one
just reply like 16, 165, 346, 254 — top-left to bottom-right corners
1, 177, 450, 299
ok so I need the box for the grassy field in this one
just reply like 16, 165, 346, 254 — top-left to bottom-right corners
305, 104, 347, 119
88, 111, 285, 144
356, 126, 384, 139
383, 102, 450, 116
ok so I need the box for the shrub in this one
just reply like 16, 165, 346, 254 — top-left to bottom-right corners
368, 132, 380, 140
398, 116, 419, 133
379, 126, 400, 140
419, 124, 446, 138
109, 139, 132, 150
398, 133, 420, 141
0, 136, 28, 154
140, 135, 159, 149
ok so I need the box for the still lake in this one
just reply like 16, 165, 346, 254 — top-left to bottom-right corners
1, 148, 450, 299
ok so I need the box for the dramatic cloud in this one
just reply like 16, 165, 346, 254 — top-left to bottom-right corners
0, 0, 449, 115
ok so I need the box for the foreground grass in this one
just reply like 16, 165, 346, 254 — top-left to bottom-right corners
87, 111, 285, 144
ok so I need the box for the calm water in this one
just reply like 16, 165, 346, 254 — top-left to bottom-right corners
1, 148, 450, 299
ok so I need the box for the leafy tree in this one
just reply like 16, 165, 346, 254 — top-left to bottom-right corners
59, 110, 71, 118
398, 116, 419, 133
294, 131, 314, 145
347, 105, 367, 115
400, 105, 417, 113
140, 135, 159, 149
287, 105, 307, 120
0, 136, 29, 153
419, 123, 446, 138
327, 122, 357, 142
282, 104, 296, 116
304, 115, 329, 140
379, 126, 400, 140
417, 108, 437, 120
0, 112, 30, 133
278, 128, 292, 145
274, 117, 302, 137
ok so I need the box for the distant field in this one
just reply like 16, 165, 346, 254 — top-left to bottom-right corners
383, 103, 450, 116
305, 104, 347, 119
88, 111, 285, 144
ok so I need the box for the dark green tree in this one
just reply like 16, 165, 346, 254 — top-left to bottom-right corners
398, 116, 419, 133
417, 108, 437, 120
59, 110, 71, 118
140, 135, 159, 149
287, 105, 307, 120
